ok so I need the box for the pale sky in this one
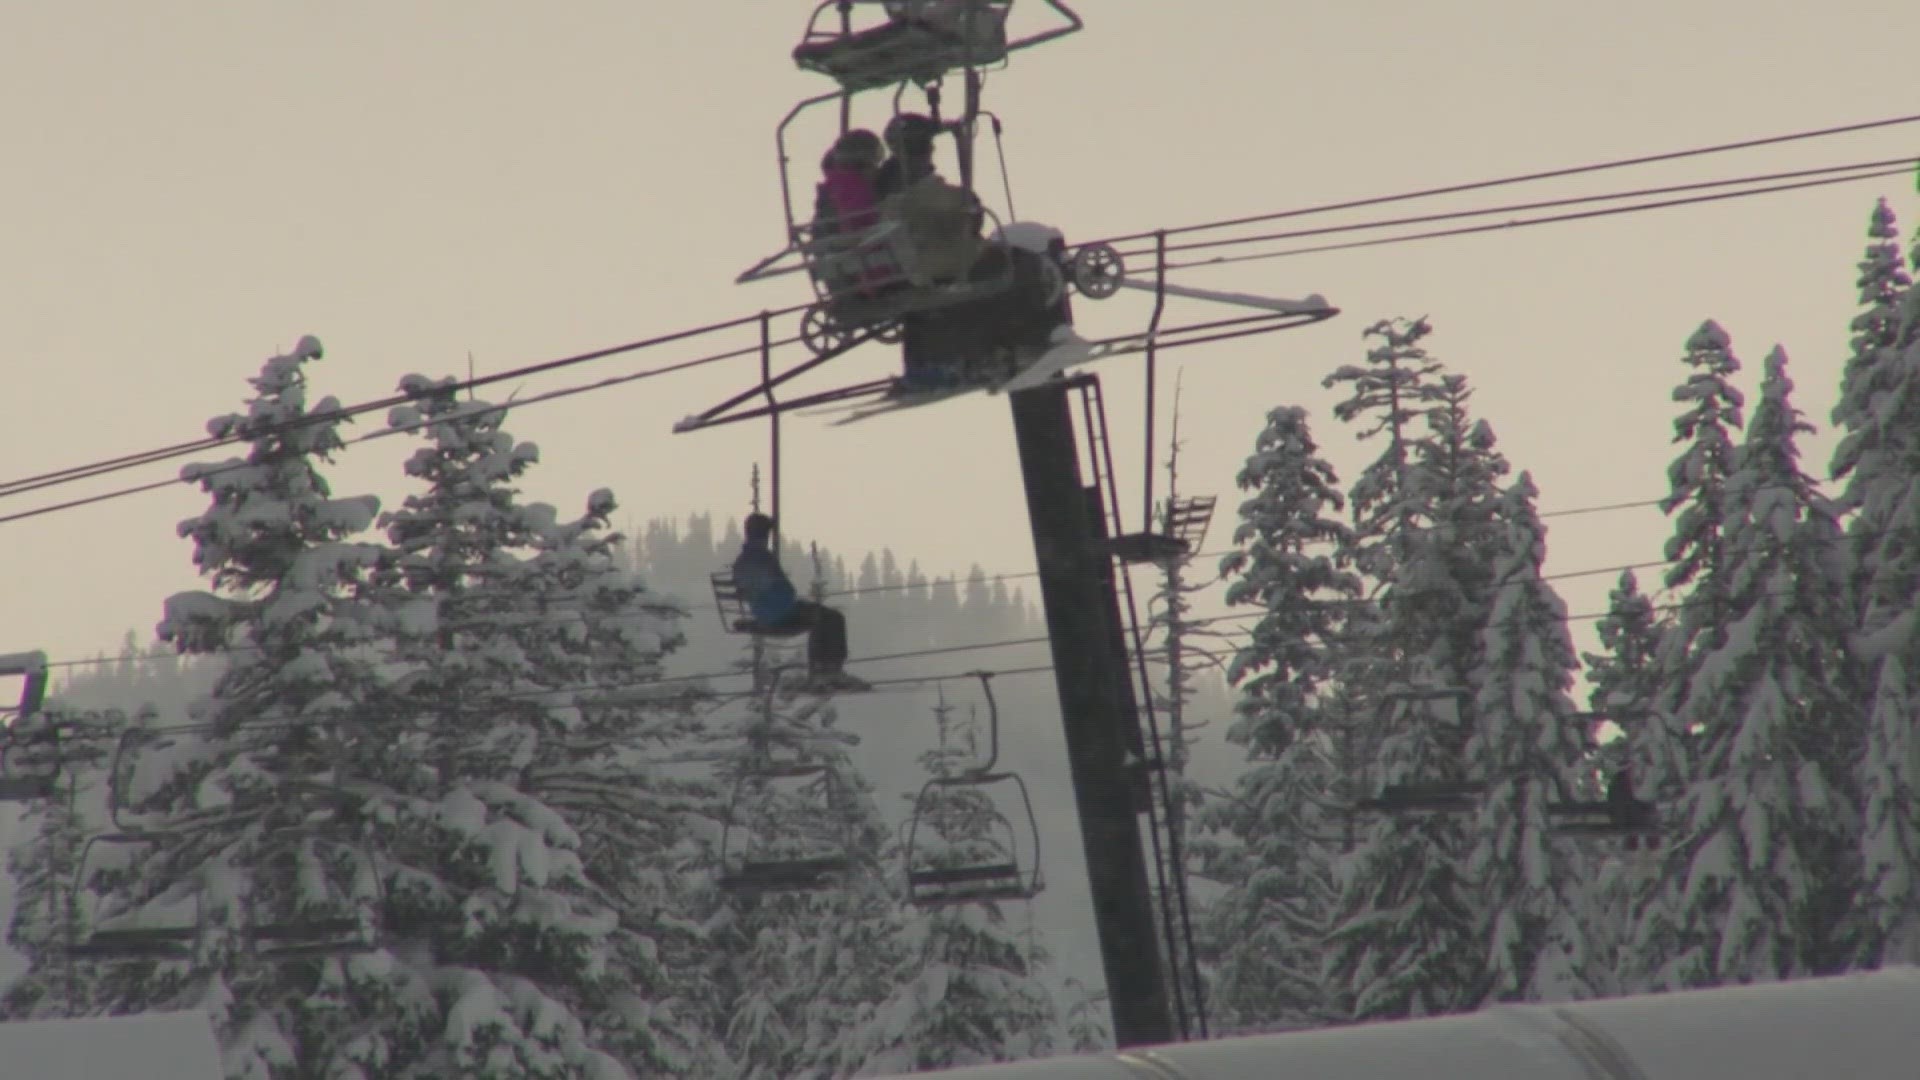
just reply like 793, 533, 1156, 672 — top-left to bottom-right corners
5, 0, 1915, 673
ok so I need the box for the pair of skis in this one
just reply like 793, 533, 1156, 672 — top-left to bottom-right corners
808, 326, 1150, 425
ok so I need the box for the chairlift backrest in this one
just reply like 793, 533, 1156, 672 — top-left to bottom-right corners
0, 651, 49, 716
0, 651, 57, 801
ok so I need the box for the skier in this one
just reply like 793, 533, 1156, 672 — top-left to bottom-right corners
875, 113, 986, 289
731, 513, 869, 691
874, 112, 941, 200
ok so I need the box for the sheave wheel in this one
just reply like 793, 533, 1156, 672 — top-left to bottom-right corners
801, 305, 851, 357
1071, 243, 1125, 300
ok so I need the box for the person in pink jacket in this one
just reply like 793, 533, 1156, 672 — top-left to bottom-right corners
811, 129, 893, 300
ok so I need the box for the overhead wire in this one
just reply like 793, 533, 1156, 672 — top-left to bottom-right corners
1086, 109, 1920, 248
1156, 164, 1919, 273
0, 305, 810, 506
0, 325, 811, 527
1108, 155, 1920, 265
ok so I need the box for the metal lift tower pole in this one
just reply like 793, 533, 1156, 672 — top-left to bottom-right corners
1009, 383, 1174, 1048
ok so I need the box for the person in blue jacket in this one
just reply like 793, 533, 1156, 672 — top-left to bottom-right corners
732, 513, 868, 690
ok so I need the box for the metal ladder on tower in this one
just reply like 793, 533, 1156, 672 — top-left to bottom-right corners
1065, 372, 1209, 1041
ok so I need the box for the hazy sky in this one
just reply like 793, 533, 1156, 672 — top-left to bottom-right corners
5, 0, 1915, 677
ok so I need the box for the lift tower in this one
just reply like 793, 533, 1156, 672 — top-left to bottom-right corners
1009, 382, 1172, 1047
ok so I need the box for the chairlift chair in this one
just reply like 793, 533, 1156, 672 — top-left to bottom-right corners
1091, 493, 1219, 566
0, 651, 57, 802
901, 672, 1044, 907
717, 759, 860, 896
1545, 770, 1661, 840
69, 832, 201, 960
792, 1, 1014, 93
243, 837, 381, 958
903, 772, 1043, 906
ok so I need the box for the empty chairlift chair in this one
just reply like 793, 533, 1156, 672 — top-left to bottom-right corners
717, 757, 861, 896
902, 673, 1043, 907
791, 0, 1013, 93
1091, 493, 1218, 566
69, 832, 202, 960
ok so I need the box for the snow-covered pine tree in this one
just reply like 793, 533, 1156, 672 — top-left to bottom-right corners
1322, 316, 1446, 586
1830, 198, 1913, 521
1199, 404, 1358, 1031
1464, 473, 1600, 1003
835, 690, 1058, 1074
1838, 204, 1920, 966
1652, 320, 1747, 757
1582, 572, 1669, 787
1321, 337, 1503, 1021
1633, 346, 1861, 988
372, 376, 712, 1076
1577, 571, 1674, 990
80, 336, 399, 1077
1057, 977, 1112, 1053
1859, 655, 1920, 965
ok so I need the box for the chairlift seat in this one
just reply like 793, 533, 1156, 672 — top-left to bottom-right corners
746, 758, 833, 780
908, 861, 1037, 906
1357, 779, 1484, 813
1090, 532, 1190, 565
720, 854, 854, 895
793, 2, 1010, 93
902, 860, 1036, 903
1547, 798, 1661, 835
71, 925, 197, 959
252, 916, 365, 941
911, 862, 1020, 887
0, 774, 58, 802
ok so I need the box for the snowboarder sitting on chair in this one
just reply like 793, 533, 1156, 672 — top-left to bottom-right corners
732, 513, 869, 691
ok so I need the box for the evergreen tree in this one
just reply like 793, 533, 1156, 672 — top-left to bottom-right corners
1200, 404, 1357, 1029
1582, 572, 1669, 783
1322, 316, 1446, 586
1578, 571, 1673, 989
1465, 473, 1600, 1003
1057, 977, 1111, 1053
1858, 656, 1920, 964
1831, 198, 1913, 516
91, 336, 401, 1076
1633, 347, 1860, 987
1840, 203, 1920, 966
1653, 320, 1746, 737
1321, 332, 1500, 1021
375, 377, 712, 1076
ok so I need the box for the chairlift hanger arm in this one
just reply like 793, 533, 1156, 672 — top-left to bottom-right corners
1010, 1, 1083, 55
